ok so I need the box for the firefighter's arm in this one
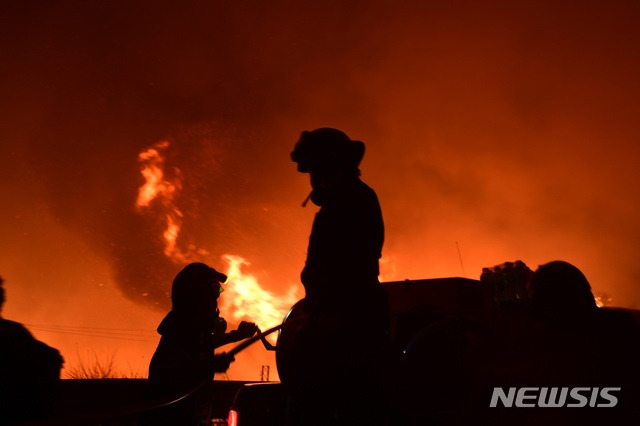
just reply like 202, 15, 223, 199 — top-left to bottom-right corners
212, 352, 235, 373
212, 321, 259, 348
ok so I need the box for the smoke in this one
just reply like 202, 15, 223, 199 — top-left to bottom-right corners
1, 0, 640, 378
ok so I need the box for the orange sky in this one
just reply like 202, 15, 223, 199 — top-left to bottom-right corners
1, 0, 640, 380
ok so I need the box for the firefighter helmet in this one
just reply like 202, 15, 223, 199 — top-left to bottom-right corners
290, 128, 365, 174
171, 262, 227, 311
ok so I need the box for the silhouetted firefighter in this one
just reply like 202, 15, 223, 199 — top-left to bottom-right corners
141, 263, 258, 426
0, 276, 64, 425
284, 128, 391, 425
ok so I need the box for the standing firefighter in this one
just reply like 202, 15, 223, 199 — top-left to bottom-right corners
285, 128, 391, 425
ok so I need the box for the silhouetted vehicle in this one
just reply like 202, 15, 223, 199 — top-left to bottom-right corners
227, 262, 640, 426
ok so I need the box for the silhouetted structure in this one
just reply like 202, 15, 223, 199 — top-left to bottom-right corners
285, 128, 391, 425
141, 263, 258, 426
0, 276, 64, 425
468, 260, 640, 425
528, 261, 640, 399
387, 261, 640, 425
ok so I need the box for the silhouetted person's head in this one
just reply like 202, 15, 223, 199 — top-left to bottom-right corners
529, 261, 597, 322
0, 276, 4, 314
291, 128, 366, 206
291, 128, 364, 178
171, 263, 227, 323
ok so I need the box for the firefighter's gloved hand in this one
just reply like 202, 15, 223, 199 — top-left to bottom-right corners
236, 321, 259, 339
212, 352, 235, 372
213, 317, 228, 334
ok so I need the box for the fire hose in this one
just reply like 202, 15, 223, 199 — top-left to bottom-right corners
227, 299, 308, 358
24, 313, 308, 426
227, 321, 287, 356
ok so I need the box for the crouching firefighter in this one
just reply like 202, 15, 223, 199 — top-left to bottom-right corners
141, 263, 258, 426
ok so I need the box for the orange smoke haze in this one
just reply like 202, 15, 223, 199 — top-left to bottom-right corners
1, 1, 640, 380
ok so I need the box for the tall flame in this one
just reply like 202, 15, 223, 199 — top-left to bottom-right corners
135, 141, 301, 339
136, 140, 201, 262
220, 255, 300, 338
136, 141, 178, 208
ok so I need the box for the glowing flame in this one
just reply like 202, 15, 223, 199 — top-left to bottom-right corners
220, 254, 300, 339
135, 141, 301, 343
594, 292, 613, 308
136, 141, 201, 262
136, 141, 178, 207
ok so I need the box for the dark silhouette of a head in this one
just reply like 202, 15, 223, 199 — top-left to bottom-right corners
529, 261, 597, 319
290, 128, 365, 175
171, 263, 227, 315
0, 276, 4, 313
